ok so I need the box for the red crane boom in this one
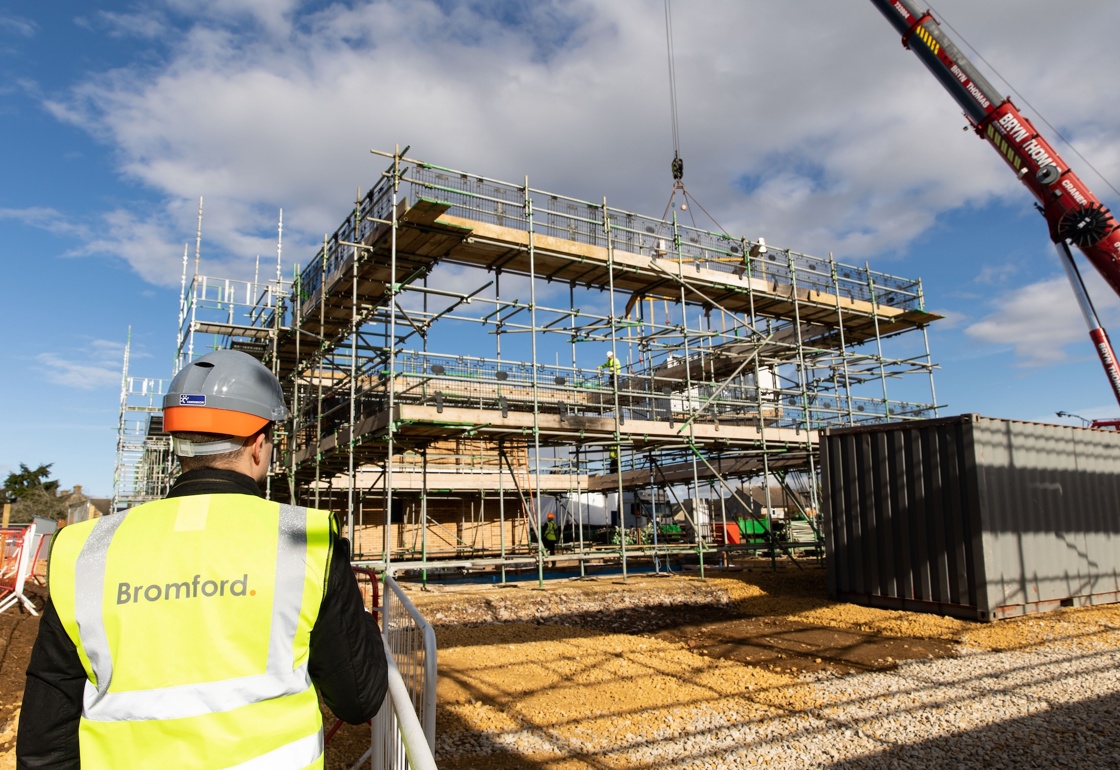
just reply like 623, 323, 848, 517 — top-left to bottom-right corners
868, 0, 1120, 409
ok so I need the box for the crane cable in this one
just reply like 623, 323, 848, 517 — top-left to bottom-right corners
664, 0, 683, 182
930, 3, 1120, 201
659, 0, 731, 238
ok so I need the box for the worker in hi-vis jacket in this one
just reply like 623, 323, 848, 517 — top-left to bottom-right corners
600, 350, 621, 388
18, 349, 387, 769
542, 512, 560, 556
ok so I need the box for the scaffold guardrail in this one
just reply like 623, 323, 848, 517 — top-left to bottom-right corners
297, 157, 925, 315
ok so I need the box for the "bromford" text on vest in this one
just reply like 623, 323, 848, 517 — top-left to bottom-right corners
116, 574, 253, 604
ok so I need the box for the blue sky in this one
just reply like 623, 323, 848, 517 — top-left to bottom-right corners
3, 0, 1120, 497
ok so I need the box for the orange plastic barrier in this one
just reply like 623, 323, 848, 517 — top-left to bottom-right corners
0, 526, 38, 615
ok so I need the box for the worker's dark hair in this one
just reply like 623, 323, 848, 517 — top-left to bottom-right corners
173, 423, 273, 472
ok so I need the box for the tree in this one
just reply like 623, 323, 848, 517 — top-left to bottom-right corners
5, 463, 60, 500
3, 463, 68, 524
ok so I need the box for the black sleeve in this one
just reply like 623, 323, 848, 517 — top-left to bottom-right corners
308, 533, 388, 724
16, 598, 85, 770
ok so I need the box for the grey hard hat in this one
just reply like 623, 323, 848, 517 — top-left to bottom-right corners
163, 349, 289, 436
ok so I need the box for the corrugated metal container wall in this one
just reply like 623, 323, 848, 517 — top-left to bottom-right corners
821, 414, 1120, 621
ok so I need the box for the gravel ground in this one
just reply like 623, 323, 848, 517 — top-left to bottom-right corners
5, 565, 1119, 769
570, 641, 1120, 769
416, 566, 1120, 769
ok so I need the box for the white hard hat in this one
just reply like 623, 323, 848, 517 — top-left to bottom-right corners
606, 351, 614, 358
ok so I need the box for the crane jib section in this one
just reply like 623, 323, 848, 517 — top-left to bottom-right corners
867, 0, 1120, 299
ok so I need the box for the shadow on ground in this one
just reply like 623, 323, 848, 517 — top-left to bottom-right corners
825, 689, 1120, 770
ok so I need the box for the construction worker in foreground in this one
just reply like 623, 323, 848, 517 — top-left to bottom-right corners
18, 349, 387, 769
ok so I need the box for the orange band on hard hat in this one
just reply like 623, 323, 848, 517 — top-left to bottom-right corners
164, 406, 269, 437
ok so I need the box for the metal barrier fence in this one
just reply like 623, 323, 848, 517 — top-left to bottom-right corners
371, 574, 438, 770
0, 524, 40, 616
326, 570, 436, 769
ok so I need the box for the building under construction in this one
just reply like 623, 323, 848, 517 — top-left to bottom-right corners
114, 149, 941, 573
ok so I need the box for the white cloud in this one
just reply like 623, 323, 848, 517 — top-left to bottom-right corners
0, 206, 90, 237
974, 263, 1019, 286
25, 1, 1120, 329
0, 15, 35, 39
166, 0, 301, 36
965, 277, 1082, 365
965, 268, 1120, 367
927, 308, 966, 331
36, 339, 127, 391
89, 10, 169, 40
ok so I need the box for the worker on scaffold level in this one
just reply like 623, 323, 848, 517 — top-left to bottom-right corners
543, 512, 560, 556
18, 349, 387, 769
600, 349, 621, 389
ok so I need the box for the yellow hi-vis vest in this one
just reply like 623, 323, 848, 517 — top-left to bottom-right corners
49, 495, 333, 770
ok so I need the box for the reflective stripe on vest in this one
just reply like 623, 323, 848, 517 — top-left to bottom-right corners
223, 731, 324, 770
73, 503, 314, 722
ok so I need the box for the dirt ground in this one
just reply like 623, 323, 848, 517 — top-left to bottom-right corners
4, 562, 1120, 768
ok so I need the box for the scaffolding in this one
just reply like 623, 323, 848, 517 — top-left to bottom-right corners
111, 333, 173, 514
119, 148, 942, 575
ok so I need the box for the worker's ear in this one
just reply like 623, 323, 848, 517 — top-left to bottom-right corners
249, 431, 269, 466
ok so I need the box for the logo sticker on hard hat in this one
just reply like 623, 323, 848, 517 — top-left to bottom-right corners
179, 394, 207, 406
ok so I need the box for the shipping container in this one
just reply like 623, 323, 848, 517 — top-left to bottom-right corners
821, 414, 1120, 621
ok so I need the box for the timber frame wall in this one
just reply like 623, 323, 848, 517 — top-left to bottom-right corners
118, 148, 942, 575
